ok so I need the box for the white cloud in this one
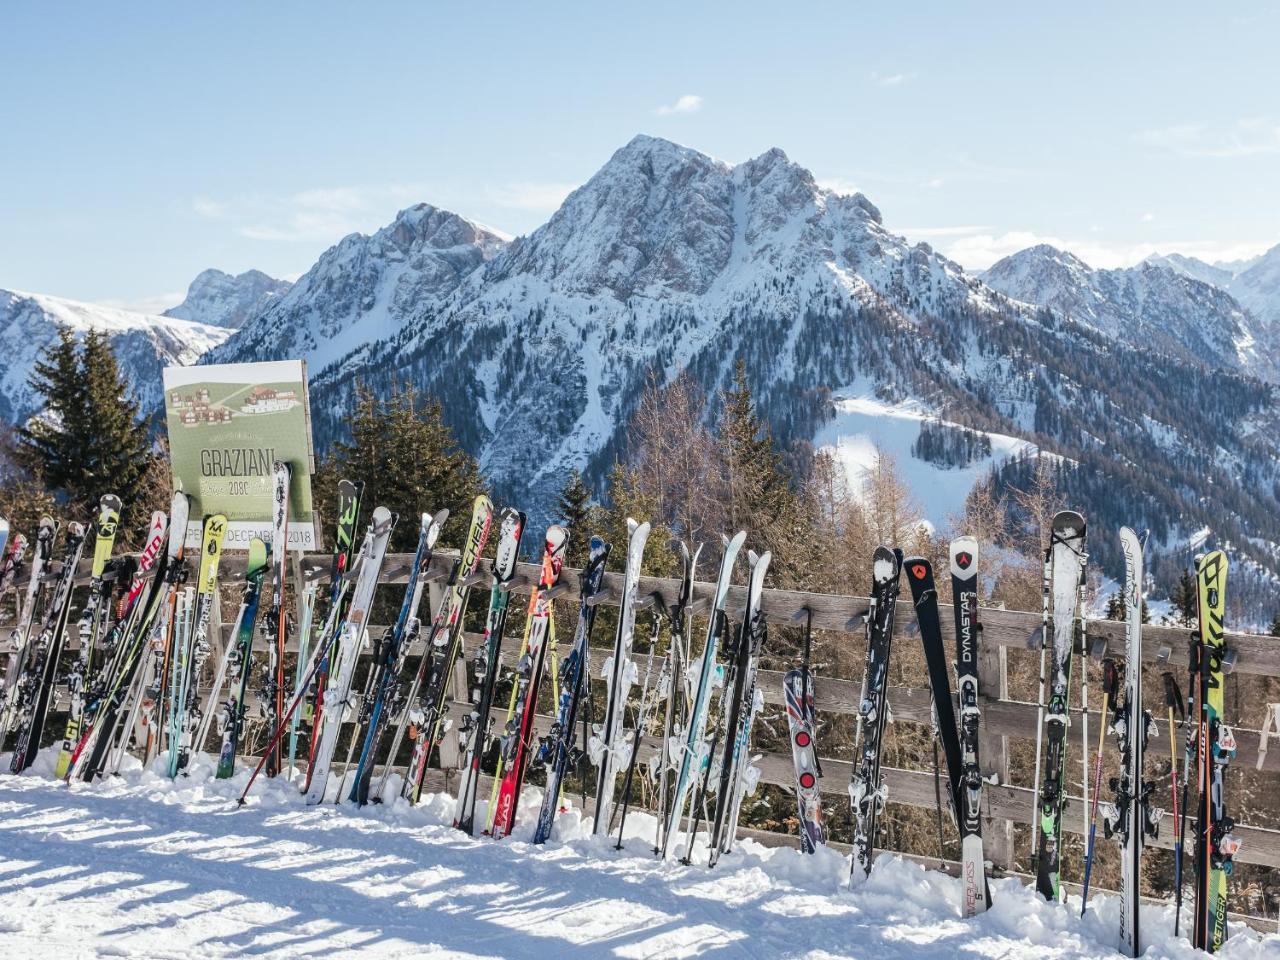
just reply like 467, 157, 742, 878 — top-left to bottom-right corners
192, 197, 228, 219
870, 71, 915, 87
98, 292, 186, 315
934, 227, 1275, 272
1140, 212, 1155, 222
1135, 118, 1280, 158
817, 177, 861, 196
655, 94, 703, 116
898, 225, 994, 238
922, 177, 945, 189
192, 182, 432, 244
485, 181, 578, 212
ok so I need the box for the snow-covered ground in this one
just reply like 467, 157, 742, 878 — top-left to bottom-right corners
814, 387, 1035, 530
1, 748, 1275, 959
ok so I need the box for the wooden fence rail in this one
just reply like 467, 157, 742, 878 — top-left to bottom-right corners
9, 549, 1280, 875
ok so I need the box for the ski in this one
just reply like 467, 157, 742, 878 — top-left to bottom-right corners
661, 530, 746, 862
1100, 528, 1157, 953
905, 556, 964, 837
139, 491, 191, 768
454, 507, 526, 832
349, 509, 445, 806
264, 460, 291, 778
167, 514, 228, 777
1032, 510, 1087, 902
849, 546, 904, 879
56, 493, 122, 777
9, 521, 86, 772
653, 542, 700, 854
303, 506, 395, 804
1193, 550, 1233, 953
949, 537, 990, 914
399, 495, 494, 804
591, 518, 651, 835
67, 510, 171, 781
531, 534, 609, 843
707, 548, 771, 865
304, 478, 363, 790
1, 517, 54, 735
213, 537, 270, 778
488, 524, 568, 837
783, 608, 825, 854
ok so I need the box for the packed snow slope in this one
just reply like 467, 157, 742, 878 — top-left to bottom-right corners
0, 288, 231, 424
206, 135, 1280, 614
2, 752, 1275, 959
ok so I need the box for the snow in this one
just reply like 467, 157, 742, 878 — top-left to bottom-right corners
4, 748, 1274, 959
813, 384, 1035, 529
0, 288, 231, 422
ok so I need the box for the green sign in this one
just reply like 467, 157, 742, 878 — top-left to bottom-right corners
163, 360, 316, 551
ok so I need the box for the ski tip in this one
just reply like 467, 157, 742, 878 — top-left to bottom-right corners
1051, 509, 1086, 535
903, 556, 931, 582
949, 539, 978, 578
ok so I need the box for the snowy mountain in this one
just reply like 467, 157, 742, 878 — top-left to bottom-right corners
1141, 252, 1235, 288
981, 244, 1272, 377
0, 289, 230, 424
1228, 243, 1280, 330
205, 204, 508, 372
204, 135, 1280, 614
1143, 245, 1280, 335
163, 268, 291, 329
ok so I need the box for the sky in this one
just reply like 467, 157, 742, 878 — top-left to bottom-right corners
2, 3, 1278, 312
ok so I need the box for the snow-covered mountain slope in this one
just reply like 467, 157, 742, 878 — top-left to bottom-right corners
205, 203, 508, 373
1229, 242, 1280, 330
3, 757, 1276, 960
982, 244, 1272, 376
0, 289, 230, 423
163, 268, 291, 329
1142, 251, 1235, 288
206, 135, 1280, 613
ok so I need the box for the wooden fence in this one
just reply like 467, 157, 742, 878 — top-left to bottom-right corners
13, 546, 1280, 928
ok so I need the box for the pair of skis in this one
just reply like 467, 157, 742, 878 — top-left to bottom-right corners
902, 541, 992, 915
660, 530, 746, 862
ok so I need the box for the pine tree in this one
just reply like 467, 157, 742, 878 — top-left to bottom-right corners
1269, 613, 1280, 638
557, 469, 594, 568
313, 382, 485, 553
718, 359, 811, 584
16, 327, 154, 538
1169, 569, 1198, 627
1105, 592, 1126, 621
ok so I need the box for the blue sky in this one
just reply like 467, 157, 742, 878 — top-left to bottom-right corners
3, 3, 1278, 311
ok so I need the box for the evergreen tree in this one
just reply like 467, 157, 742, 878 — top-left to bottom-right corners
718, 359, 812, 584
1105, 592, 1126, 621
313, 383, 485, 553
1168, 569, 1198, 626
16, 327, 154, 538
557, 469, 594, 568
1269, 613, 1280, 638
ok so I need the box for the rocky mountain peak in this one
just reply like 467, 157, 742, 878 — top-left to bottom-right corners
164, 267, 291, 329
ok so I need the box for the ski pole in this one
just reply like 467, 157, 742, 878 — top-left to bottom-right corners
1162, 671, 1184, 927
1080, 657, 1117, 914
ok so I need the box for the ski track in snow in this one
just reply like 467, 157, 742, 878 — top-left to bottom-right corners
0, 749, 1275, 959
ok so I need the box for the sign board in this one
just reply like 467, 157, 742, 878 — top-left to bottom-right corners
163, 360, 317, 551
